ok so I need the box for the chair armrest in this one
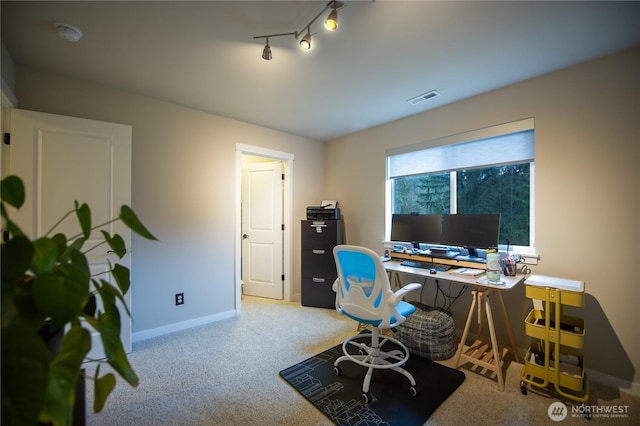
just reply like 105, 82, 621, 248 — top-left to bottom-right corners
388, 282, 421, 306
332, 278, 340, 312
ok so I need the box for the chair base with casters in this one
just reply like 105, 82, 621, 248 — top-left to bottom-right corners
331, 245, 422, 404
333, 326, 418, 403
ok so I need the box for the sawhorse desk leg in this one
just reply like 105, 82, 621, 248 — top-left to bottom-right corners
454, 289, 519, 391
496, 290, 520, 363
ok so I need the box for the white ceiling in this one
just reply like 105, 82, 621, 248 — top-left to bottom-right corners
2, 1, 640, 142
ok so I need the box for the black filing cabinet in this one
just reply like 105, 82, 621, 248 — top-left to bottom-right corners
301, 220, 344, 308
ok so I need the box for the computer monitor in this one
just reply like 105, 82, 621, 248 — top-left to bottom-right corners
440, 214, 500, 256
390, 214, 442, 247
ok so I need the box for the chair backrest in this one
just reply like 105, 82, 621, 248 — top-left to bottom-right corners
333, 245, 395, 327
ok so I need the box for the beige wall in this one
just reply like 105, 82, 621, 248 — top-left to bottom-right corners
10, 46, 639, 391
13, 67, 325, 333
325, 47, 640, 390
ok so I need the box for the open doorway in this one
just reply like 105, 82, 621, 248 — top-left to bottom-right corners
235, 144, 294, 314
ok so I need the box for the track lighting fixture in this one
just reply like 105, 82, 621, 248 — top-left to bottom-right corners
325, 6, 338, 30
300, 29, 312, 51
253, 1, 346, 60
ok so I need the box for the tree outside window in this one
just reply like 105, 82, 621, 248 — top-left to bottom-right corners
392, 163, 530, 246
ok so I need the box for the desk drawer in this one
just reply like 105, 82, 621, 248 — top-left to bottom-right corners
302, 249, 336, 276
301, 277, 336, 308
301, 220, 341, 248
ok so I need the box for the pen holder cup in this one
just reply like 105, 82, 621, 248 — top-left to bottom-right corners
501, 258, 517, 276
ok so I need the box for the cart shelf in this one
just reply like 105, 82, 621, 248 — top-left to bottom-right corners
524, 309, 585, 349
522, 347, 586, 392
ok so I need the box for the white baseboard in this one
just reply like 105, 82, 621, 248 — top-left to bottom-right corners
132, 309, 237, 342
586, 368, 640, 397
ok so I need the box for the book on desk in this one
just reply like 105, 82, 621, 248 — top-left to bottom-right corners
448, 267, 484, 277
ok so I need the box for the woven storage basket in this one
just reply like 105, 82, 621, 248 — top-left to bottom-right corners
395, 302, 457, 360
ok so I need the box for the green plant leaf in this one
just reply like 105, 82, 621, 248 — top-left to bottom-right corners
51, 233, 69, 257
32, 273, 70, 327
82, 312, 98, 331
95, 285, 139, 387
83, 292, 97, 318
0, 175, 25, 209
65, 236, 85, 257
93, 369, 116, 413
1, 318, 50, 426
111, 263, 131, 295
119, 205, 158, 241
31, 237, 59, 275
101, 231, 126, 258
39, 324, 91, 426
33, 250, 90, 327
81, 281, 103, 332
97, 278, 131, 319
8, 279, 42, 329
75, 202, 91, 240
1, 235, 34, 289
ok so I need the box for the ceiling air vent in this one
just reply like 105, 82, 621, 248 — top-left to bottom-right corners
407, 90, 441, 106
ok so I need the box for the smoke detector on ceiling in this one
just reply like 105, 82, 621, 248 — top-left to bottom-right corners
53, 23, 83, 42
407, 90, 441, 106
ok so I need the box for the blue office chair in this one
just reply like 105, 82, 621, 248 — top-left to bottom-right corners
332, 245, 422, 403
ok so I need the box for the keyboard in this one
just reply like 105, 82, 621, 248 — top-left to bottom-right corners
400, 260, 451, 271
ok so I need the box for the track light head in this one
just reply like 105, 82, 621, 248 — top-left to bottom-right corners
325, 8, 338, 31
262, 43, 272, 60
300, 31, 312, 50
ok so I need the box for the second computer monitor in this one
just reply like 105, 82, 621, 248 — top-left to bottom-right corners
440, 214, 500, 250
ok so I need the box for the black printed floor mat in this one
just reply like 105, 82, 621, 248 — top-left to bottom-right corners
280, 342, 465, 426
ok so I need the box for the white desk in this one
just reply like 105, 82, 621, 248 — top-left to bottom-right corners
384, 259, 525, 391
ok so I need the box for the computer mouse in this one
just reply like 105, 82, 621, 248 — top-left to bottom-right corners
429, 268, 437, 274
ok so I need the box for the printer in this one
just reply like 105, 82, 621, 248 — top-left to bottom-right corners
306, 201, 340, 220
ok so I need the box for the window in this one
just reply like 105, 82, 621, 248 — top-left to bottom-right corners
386, 119, 535, 253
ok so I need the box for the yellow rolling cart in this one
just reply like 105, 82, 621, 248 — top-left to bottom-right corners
519, 274, 589, 403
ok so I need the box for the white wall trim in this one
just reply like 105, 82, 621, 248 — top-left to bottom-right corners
236, 143, 294, 161
235, 143, 295, 312
1, 78, 18, 108
132, 309, 236, 342
586, 368, 640, 397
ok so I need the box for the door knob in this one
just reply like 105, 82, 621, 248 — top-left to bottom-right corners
242, 234, 249, 239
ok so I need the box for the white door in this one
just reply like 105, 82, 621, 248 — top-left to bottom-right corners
241, 160, 283, 299
9, 109, 133, 357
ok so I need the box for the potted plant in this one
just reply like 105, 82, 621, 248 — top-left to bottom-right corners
1, 174, 158, 426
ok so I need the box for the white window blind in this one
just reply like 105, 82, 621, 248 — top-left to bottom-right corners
387, 118, 534, 179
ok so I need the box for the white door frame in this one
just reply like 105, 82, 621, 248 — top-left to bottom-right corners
235, 143, 294, 314
1, 86, 19, 178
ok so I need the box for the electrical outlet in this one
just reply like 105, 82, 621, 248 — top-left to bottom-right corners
175, 293, 184, 305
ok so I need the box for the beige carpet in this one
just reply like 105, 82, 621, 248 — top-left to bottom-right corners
85, 296, 639, 425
